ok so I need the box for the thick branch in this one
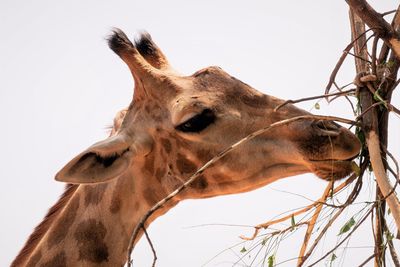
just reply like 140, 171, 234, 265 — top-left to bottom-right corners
367, 132, 400, 232
346, 0, 400, 59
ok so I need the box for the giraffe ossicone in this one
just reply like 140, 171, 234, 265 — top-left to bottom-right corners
13, 29, 360, 267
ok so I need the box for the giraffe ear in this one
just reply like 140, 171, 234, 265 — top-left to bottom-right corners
55, 134, 135, 184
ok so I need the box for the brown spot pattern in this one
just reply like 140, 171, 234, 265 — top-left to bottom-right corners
40, 251, 66, 267
161, 138, 172, 153
143, 188, 159, 204
155, 167, 166, 182
196, 148, 213, 162
110, 177, 125, 214
84, 183, 108, 206
109, 197, 121, 214
212, 173, 232, 183
159, 148, 167, 163
219, 153, 246, 171
240, 93, 269, 108
74, 219, 109, 263
143, 152, 155, 175
47, 194, 80, 248
176, 153, 197, 174
190, 175, 208, 190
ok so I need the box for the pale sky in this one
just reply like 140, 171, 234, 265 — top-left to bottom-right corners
1, 1, 400, 266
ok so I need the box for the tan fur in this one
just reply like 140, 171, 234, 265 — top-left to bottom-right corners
13, 30, 361, 266
12, 185, 78, 267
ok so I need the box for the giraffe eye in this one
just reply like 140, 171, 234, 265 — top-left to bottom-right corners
176, 109, 216, 133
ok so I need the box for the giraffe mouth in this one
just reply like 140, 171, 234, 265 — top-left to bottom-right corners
308, 158, 356, 181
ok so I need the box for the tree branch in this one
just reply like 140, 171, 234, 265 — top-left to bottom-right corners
239, 173, 358, 241
274, 89, 355, 111
297, 181, 334, 266
142, 225, 157, 267
126, 115, 356, 265
346, 0, 400, 59
367, 131, 400, 233
308, 207, 374, 267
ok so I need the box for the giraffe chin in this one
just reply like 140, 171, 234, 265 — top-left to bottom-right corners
308, 159, 355, 181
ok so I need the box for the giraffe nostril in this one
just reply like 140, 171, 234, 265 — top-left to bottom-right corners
313, 120, 340, 137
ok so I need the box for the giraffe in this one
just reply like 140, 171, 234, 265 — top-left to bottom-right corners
12, 29, 361, 267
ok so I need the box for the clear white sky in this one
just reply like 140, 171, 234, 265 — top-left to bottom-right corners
1, 1, 399, 266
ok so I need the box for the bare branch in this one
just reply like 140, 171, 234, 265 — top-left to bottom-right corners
381, 10, 397, 17
297, 181, 334, 266
126, 115, 357, 264
367, 131, 400, 232
388, 235, 400, 267
274, 89, 355, 111
359, 253, 378, 267
301, 169, 365, 265
240, 173, 358, 241
142, 225, 157, 267
326, 28, 375, 94
308, 207, 374, 267
346, 0, 400, 59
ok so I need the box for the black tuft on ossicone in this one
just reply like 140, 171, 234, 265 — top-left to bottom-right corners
134, 32, 157, 57
107, 28, 134, 55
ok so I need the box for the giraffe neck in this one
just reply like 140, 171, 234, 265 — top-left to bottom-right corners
20, 172, 178, 267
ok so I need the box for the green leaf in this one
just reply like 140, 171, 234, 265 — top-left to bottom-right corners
330, 253, 337, 267
388, 208, 392, 215
386, 60, 395, 68
290, 215, 296, 231
261, 238, 267, 246
268, 255, 275, 267
314, 102, 320, 110
386, 231, 394, 242
373, 90, 388, 109
338, 217, 356, 235
356, 129, 365, 146
331, 253, 337, 261
351, 162, 361, 176
240, 246, 247, 253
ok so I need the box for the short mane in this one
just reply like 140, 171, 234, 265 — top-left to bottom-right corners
11, 184, 78, 267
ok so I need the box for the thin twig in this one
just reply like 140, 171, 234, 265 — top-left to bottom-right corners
126, 115, 357, 264
372, 35, 379, 75
381, 10, 397, 17
297, 181, 334, 266
326, 28, 375, 94
358, 253, 378, 267
240, 173, 358, 241
346, 0, 400, 58
333, 81, 358, 113
388, 233, 400, 267
302, 169, 365, 265
274, 89, 355, 111
308, 207, 374, 267
142, 225, 157, 267
347, 51, 373, 63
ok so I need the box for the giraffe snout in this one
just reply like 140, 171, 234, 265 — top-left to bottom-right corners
298, 120, 361, 162
312, 120, 341, 137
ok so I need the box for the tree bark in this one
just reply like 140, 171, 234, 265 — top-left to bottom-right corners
350, 9, 400, 266
346, 0, 400, 59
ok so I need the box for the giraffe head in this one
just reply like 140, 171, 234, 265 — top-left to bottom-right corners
55, 29, 360, 198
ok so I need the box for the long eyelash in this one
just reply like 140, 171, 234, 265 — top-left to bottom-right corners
176, 109, 216, 133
